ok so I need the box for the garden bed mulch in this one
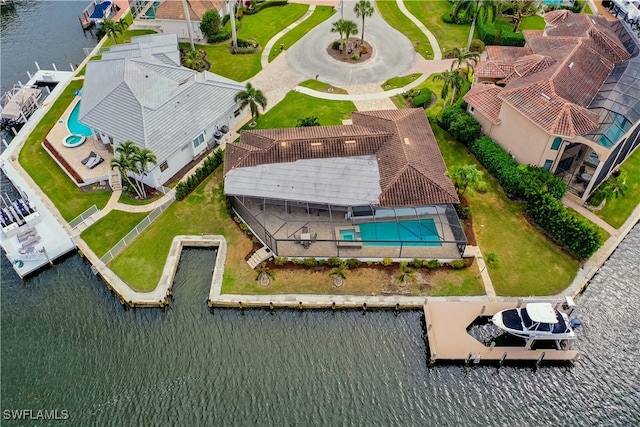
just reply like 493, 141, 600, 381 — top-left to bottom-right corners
327, 37, 372, 63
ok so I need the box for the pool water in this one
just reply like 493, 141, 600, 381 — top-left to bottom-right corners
358, 219, 441, 247
67, 100, 93, 137
64, 134, 86, 147
340, 230, 356, 241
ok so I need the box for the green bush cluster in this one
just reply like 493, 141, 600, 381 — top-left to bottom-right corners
346, 258, 361, 269
477, 10, 525, 46
412, 88, 433, 109
175, 149, 224, 201
448, 259, 467, 269
408, 259, 443, 269
469, 39, 485, 53
439, 106, 600, 259
526, 193, 602, 259
440, 106, 482, 147
245, 0, 289, 15
207, 30, 231, 44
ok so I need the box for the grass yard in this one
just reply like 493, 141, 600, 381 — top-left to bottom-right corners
519, 15, 546, 31
298, 79, 348, 94
241, 91, 356, 130
192, 3, 308, 82
103, 29, 157, 47
432, 124, 580, 296
118, 192, 164, 206
81, 210, 148, 257
403, 0, 474, 53
376, 0, 434, 59
381, 73, 422, 91
17, 80, 112, 221
596, 147, 640, 228
390, 73, 447, 118
269, 5, 335, 62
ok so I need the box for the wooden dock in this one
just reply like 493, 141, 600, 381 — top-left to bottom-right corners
423, 301, 579, 364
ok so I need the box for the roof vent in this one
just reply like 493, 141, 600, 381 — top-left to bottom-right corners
404, 137, 411, 145
310, 142, 322, 146
568, 62, 574, 69
541, 92, 551, 100
344, 140, 356, 144
280, 141, 287, 147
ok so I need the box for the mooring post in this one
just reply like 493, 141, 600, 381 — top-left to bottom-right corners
52, 63, 57, 71
480, 305, 486, 315
499, 352, 507, 367
536, 352, 545, 369
490, 341, 496, 351
465, 352, 473, 366
428, 323, 432, 331
299, 301, 303, 311
362, 302, 367, 315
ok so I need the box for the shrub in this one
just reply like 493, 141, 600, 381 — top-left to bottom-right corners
381, 258, 393, 266
477, 8, 525, 46
469, 39, 485, 53
346, 258, 361, 269
200, 10, 221, 38
303, 257, 317, 267
245, 0, 288, 14
426, 260, 442, 270
412, 88, 433, 108
222, 14, 231, 26
455, 204, 471, 220
292, 258, 305, 265
332, 40, 342, 50
175, 148, 224, 201
448, 259, 467, 269
526, 192, 602, 259
274, 257, 288, 266
409, 259, 425, 268
485, 252, 499, 268
449, 114, 482, 146
327, 257, 343, 267
208, 30, 231, 44
441, 13, 454, 24
351, 53, 360, 60
361, 45, 368, 54
444, 47, 460, 59
230, 46, 259, 54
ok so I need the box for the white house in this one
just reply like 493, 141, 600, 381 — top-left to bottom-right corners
79, 33, 246, 189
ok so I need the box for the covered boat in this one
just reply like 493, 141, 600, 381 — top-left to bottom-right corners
491, 303, 576, 340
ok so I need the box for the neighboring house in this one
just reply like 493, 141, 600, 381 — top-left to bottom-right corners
224, 109, 467, 261
465, 10, 640, 201
149, 0, 226, 40
79, 34, 246, 188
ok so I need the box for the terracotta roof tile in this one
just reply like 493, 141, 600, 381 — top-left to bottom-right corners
463, 83, 503, 124
224, 109, 459, 206
156, 0, 224, 21
485, 45, 531, 62
476, 61, 512, 79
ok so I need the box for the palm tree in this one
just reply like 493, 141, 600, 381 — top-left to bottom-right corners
329, 262, 348, 287
432, 71, 465, 107
101, 19, 122, 44
256, 262, 275, 285
331, 19, 347, 51
446, 164, 485, 196
396, 262, 415, 287
132, 148, 158, 198
112, 141, 157, 199
234, 82, 267, 124
331, 19, 358, 56
341, 20, 358, 57
110, 152, 135, 194
296, 116, 320, 127
117, 17, 130, 31
450, 49, 480, 73
354, 0, 374, 44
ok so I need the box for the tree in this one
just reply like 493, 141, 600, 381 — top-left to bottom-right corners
396, 262, 415, 287
234, 82, 267, 123
117, 17, 130, 32
132, 148, 158, 198
296, 116, 320, 127
446, 164, 485, 196
329, 262, 348, 286
100, 19, 122, 44
110, 141, 157, 199
354, 0, 374, 44
432, 70, 465, 107
450, 48, 480, 73
200, 9, 221, 39
331, 19, 358, 57
504, 0, 542, 33
256, 262, 275, 285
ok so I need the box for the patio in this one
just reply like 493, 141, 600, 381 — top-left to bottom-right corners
44, 96, 112, 186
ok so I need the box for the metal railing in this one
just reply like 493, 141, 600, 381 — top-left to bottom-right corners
68, 205, 99, 229
99, 197, 175, 265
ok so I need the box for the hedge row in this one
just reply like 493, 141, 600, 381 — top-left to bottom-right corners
245, 0, 289, 15
477, 8, 525, 47
175, 149, 224, 201
526, 193, 602, 259
439, 106, 601, 258
207, 30, 231, 44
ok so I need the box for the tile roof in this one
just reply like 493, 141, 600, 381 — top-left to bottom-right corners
463, 84, 503, 124
224, 109, 459, 207
484, 45, 531, 62
475, 61, 512, 79
467, 11, 629, 138
156, 0, 224, 21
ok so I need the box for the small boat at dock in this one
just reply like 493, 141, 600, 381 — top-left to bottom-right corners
0, 85, 42, 129
491, 302, 578, 340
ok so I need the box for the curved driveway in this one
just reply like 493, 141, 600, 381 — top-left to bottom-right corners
286, 0, 417, 86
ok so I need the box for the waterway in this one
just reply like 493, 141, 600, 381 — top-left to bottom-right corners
1, 2, 639, 425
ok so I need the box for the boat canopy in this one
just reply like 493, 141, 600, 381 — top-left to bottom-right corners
525, 303, 558, 324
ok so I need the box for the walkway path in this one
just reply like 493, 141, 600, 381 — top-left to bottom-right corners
261, 4, 317, 68
563, 195, 620, 237
396, 0, 442, 60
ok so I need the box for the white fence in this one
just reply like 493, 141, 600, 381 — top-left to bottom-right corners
99, 197, 175, 265
68, 205, 99, 229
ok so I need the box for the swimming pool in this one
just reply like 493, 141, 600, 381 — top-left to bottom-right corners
67, 100, 93, 137
340, 229, 356, 241
358, 219, 441, 247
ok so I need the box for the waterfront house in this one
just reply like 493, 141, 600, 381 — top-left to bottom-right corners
224, 109, 467, 261
79, 33, 246, 189
464, 10, 640, 201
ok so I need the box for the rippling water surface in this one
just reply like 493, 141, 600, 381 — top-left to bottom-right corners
1, 2, 639, 425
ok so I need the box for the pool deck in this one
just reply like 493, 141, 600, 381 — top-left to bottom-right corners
44, 96, 111, 185
423, 300, 579, 363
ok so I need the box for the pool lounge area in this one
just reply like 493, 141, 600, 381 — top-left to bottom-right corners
44, 97, 112, 186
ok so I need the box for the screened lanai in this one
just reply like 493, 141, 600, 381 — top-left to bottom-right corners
231, 196, 467, 260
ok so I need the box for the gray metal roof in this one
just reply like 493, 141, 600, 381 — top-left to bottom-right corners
102, 34, 181, 64
225, 155, 382, 206
79, 35, 244, 162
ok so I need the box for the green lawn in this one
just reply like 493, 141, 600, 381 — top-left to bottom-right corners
17, 80, 112, 221
596, 147, 640, 228
432, 124, 580, 296
103, 29, 157, 47
376, 0, 434, 59
269, 5, 335, 62
190, 4, 308, 82
241, 91, 356, 130
118, 192, 164, 206
390, 73, 447, 118
81, 211, 148, 257
381, 74, 422, 91
403, 0, 474, 53
298, 79, 348, 94
519, 15, 546, 31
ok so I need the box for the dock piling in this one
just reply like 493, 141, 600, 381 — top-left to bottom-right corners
298, 301, 303, 311
332, 302, 336, 312
536, 352, 546, 369
499, 352, 507, 366
480, 305, 485, 315
269, 301, 274, 313
362, 302, 367, 315
465, 352, 473, 366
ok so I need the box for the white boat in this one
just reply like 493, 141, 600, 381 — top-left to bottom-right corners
0, 85, 42, 128
490, 303, 577, 340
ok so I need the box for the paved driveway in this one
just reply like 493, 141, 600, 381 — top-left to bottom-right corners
286, 0, 417, 86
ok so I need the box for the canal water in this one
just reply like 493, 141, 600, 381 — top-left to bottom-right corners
1, 2, 639, 425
